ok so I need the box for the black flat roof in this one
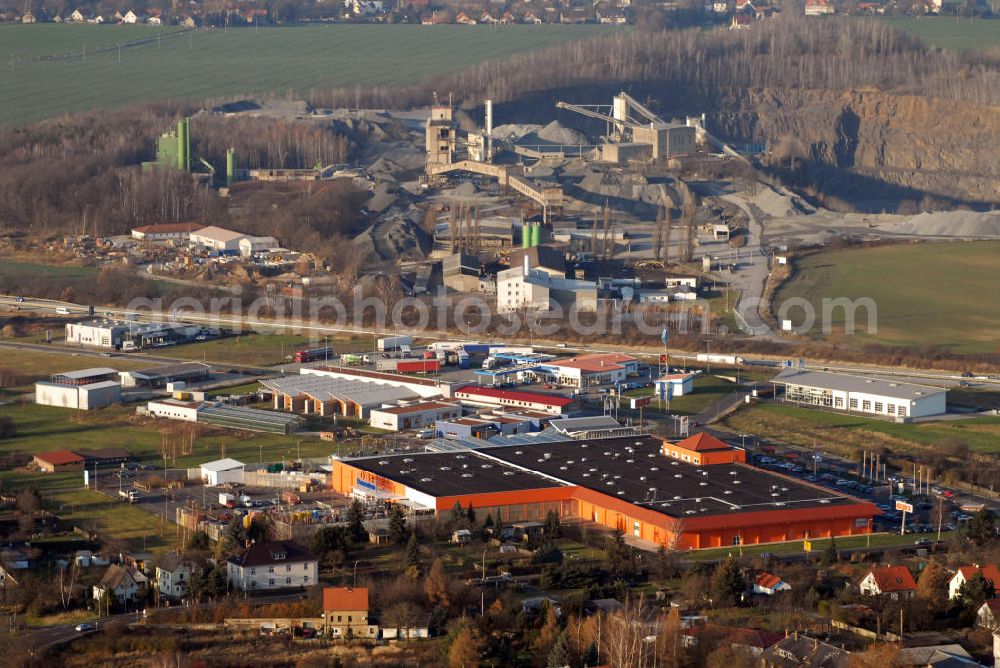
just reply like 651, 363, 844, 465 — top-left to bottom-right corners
345, 451, 565, 498
343, 435, 863, 519
477, 435, 859, 518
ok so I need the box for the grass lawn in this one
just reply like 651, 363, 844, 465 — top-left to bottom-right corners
774, 241, 1000, 353
0, 402, 338, 472
49, 487, 176, 554
883, 16, 1000, 51
0, 347, 154, 393
156, 333, 372, 367
684, 530, 956, 561
0, 23, 616, 126
723, 403, 1000, 454
618, 374, 741, 417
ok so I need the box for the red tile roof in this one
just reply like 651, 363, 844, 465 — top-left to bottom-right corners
957, 565, 1000, 594
456, 386, 575, 408
868, 566, 916, 592
755, 573, 784, 590
323, 586, 369, 612
676, 433, 733, 453
34, 450, 85, 466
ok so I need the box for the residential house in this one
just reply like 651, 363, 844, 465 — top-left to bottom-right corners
93, 564, 147, 604
949, 565, 1000, 600
683, 624, 784, 657
0, 548, 30, 586
479, 11, 497, 22
147, 15, 161, 25
730, 13, 752, 28
597, 8, 627, 23
804, 0, 834, 14
760, 634, 851, 668
896, 644, 980, 667
156, 551, 198, 601
226, 541, 318, 592
21, 11, 37, 22
179, 15, 197, 27
712, 1, 729, 11
121, 10, 139, 23
70, 9, 88, 22
753, 573, 791, 596
323, 586, 378, 638
976, 599, 1000, 627
859, 565, 917, 600
455, 11, 476, 23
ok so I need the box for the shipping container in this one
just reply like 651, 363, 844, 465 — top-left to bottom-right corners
377, 335, 413, 352
396, 359, 440, 374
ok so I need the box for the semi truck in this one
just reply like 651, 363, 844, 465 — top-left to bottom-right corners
219, 492, 236, 507
378, 335, 413, 352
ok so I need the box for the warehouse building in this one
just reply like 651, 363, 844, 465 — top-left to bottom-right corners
772, 369, 947, 419
146, 398, 201, 422
200, 458, 245, 486
188, 226, 247, 252
497, 263, 598, 313
35, 368, 121, 410
368, 401, 462, 432
330, 434, 876, 551
65, 319, 197, 350
262, 374, 420, 419
131, 222, 204, 243
33, 450, 86, 473
120, 362, 211, 388
302, 366, 453, 399
454, 385, 577, 416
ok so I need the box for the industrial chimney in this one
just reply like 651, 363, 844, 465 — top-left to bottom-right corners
485, 99, 493, 163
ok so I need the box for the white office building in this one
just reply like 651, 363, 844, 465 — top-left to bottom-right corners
772, 369, 947, 419
199, 458, 245, 486
226, 541, 318, 592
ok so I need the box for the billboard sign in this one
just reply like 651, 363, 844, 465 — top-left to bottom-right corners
895, 500, 914, 514
630, 396, 652, 409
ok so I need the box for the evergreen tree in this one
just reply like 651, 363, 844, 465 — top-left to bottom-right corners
466, 503, 477, 528
226, 515, 245, 547
544, 509, 562, 539
388, 505, 407, 544
483, 513, 494, 529
821, 537, 838, 566
581, 641, 599, 667
346, 498, 367, 543
186, 530, 210, 551
547, 630, 572, 668
404, 532, 421, 574
957, 571, 994, 609
965, 509, 997, 547
710, 556, 745, 607
605, 527, 634, 579
450, 501, 465, 528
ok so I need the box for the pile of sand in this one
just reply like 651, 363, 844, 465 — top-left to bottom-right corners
884, 211, 1000, 237
752, 185, 815, 218
534, 121, 588, 145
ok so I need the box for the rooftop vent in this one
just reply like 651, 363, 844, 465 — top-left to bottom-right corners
461, 473, 473, 478
617, 490, 626, 495
403, 458, 413, 463
440, 466, 451, 471
503, 471, 515, 476
378, 460, 389, 465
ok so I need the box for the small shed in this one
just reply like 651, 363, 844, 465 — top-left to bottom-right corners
200, 458, 245, 486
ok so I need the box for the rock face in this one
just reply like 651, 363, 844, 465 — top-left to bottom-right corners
713, 88, 1000, 206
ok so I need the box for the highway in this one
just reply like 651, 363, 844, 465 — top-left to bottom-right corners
2, 294, 996, 389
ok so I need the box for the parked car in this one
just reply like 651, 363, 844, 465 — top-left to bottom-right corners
75, 623, 96, 632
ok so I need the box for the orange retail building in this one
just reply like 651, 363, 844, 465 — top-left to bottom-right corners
330, 433, 875, 551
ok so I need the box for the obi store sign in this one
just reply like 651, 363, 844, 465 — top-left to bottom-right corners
357, 470, 394, 493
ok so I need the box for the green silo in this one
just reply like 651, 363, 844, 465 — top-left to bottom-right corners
176, 119, 185, 171
226, 148, 235, 186
184, 117, 191, 172
530, 223, 540, 247
522, 224, 531, 248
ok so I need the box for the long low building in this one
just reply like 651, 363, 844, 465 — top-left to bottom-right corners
301, 366, 453, 399
120, 362, 211, 388
330, 433, 876, 551
368, 401, 462, 432
454, 385, 578, 416
772, 369, 947, 419
262, 374, 420, 419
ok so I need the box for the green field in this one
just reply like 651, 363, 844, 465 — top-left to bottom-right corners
685, 530, 956, 561
883, 17, 1000, 51
774, 241, 1000, 353
724, 403, 1000, 454
0, 347, 154, 394
0, 23, 615, 126
156, 332, 372, 366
